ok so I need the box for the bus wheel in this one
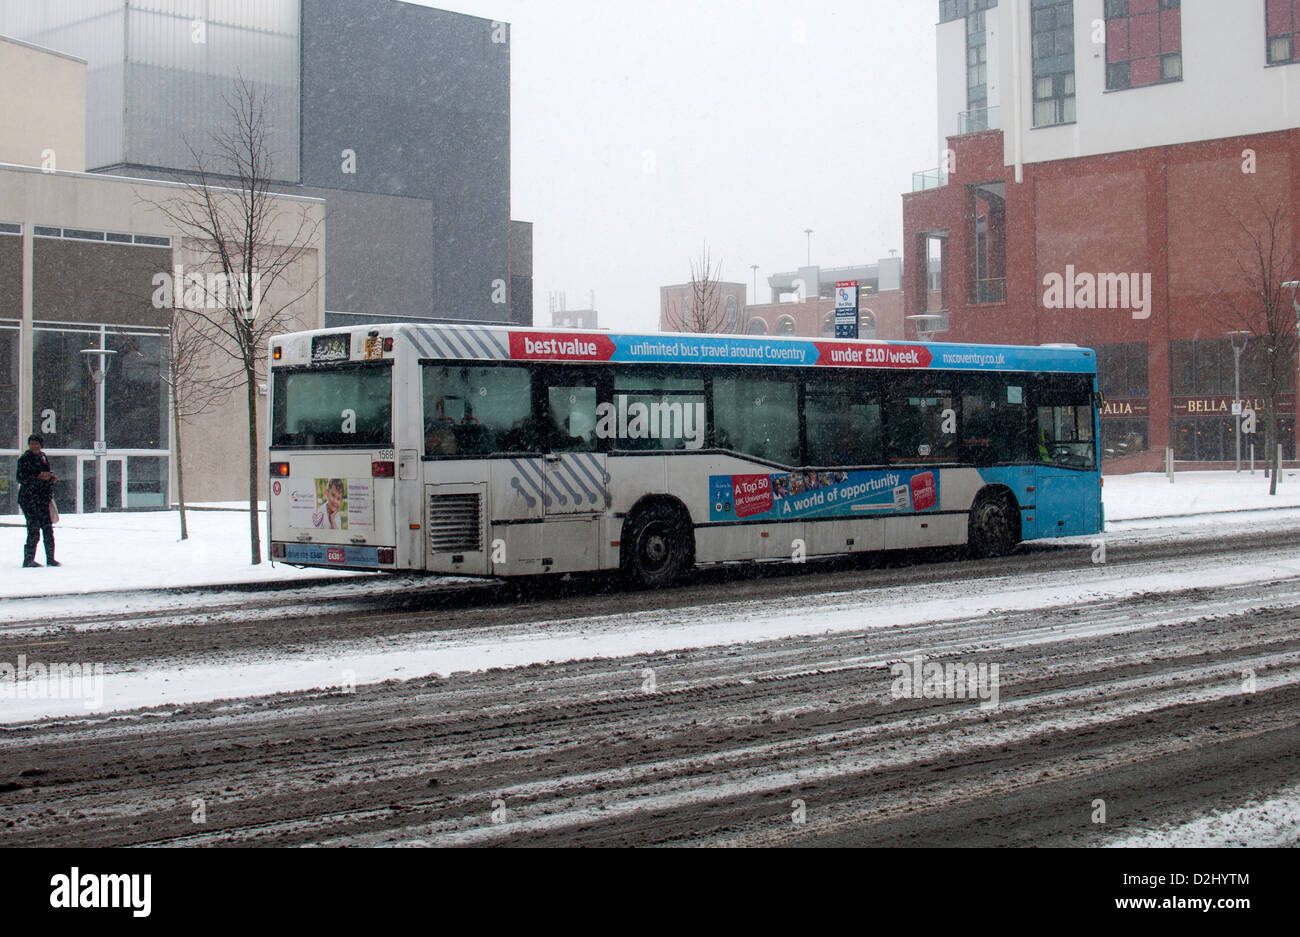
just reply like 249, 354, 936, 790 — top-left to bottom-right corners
968, 492, 1016, 558
624, 502, 694, 588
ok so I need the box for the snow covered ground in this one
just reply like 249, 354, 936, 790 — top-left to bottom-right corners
4, 471, 1300, 846
2, 470, 1299, 601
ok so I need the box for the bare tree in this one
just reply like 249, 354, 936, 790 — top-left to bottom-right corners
1218, 199, 1299, 495
112, 308, 241, 540
665, 244, 729, 333
142, 77, 323, 563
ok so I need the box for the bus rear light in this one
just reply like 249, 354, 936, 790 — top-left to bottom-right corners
270, 542, 286, 558
273, 346, 282, 360
371, 461, 395, 477
383, 337, 394, 352
410, 523, 421, 530
377, 548, 395, 564
271, 462, 290, 476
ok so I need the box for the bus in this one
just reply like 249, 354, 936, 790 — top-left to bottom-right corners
267, 324, 1102, 586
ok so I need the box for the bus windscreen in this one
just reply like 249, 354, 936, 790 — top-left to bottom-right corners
272, 364, 393, 448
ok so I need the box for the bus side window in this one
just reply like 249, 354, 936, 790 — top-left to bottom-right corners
421, 364, 532, 456
961, 377, 1029, 464
1034, 374, 1097, 468
545, 385, 599, 452
885, 385, 957, 464
804, 376, 882, 466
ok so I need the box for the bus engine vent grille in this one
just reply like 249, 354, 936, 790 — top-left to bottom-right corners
427, 493, 482, 553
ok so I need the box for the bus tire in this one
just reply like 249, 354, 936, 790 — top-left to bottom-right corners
623, 501, 694, 589
968, 491, 1017, 558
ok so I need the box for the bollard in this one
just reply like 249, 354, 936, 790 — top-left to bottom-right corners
1166, 447, 1174, 483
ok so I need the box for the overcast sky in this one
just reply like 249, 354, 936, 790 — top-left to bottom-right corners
421, 0, 939, 332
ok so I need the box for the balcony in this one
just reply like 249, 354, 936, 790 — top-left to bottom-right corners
911, 167, 948, 192
969, 278, 1006, 305
958, 106, 1000, 134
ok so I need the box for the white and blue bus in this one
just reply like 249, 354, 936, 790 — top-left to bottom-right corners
267, 325, 1102, 586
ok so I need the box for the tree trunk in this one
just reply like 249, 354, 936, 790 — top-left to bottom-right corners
1269, 406, 1279, 496
247, 369, 262, 565
173, 389, 188, 540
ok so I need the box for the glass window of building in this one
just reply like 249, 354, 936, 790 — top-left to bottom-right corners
0, 320, 18, 450
105, 331, 169, 451
1032, 0, 1075, 126
1105, 0, 1182, 91
1267, 0, 1300, 64
32, 326, 100, 451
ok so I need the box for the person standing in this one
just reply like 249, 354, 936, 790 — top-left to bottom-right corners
17, 434, 59, 568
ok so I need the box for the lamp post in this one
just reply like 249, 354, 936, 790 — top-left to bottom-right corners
804, 229, 813, 266
750, 264, 759, 303
906, 313, 944, 343
81, 346, 116, 512
1227, 330, 1250, 473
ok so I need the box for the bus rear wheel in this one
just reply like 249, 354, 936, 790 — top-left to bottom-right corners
623, 502, 694, 589
968, 492, 1017, 558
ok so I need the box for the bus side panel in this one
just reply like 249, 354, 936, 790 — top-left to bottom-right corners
1031, 467, 1102, 538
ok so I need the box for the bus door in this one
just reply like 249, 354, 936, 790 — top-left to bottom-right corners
1033, 375, 1100, 537
538, 369, 609, 571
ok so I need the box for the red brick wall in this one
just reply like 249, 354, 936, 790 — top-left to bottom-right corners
904, 127, 1300, 462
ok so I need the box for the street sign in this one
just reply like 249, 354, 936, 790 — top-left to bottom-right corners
1231, 401, 1242, 415
834, 280, 859, 339
93, 441, 107, 455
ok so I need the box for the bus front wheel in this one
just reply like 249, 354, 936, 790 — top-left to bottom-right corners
968, 492, 1017, 558
623, 502, 694, 588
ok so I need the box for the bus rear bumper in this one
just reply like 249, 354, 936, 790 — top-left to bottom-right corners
272, 542, 395, 568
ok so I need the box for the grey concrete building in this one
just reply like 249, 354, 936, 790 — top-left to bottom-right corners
0, 0, 531, 328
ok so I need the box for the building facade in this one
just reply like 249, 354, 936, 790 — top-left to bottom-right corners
0, 36, 325, 513
905, 0, 1300, 470
0, 0, 530, 328
657, 257, 934, 341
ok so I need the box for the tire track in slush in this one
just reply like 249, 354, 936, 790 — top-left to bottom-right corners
2, 577, 1300, 846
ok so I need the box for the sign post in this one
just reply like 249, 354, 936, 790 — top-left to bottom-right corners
834, 281, 859, 340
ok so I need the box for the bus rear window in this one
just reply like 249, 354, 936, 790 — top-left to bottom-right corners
272, 364, 392, 447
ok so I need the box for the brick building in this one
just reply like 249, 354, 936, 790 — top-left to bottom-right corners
905, 0, 1300, 471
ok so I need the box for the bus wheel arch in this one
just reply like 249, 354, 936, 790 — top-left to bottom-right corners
620, 496, 696, 588
967, 486, 1020, 558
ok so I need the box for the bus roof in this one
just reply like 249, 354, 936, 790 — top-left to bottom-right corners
277, 323, 1097, 375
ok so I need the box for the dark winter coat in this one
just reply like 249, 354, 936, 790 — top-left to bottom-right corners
16, 450, 54, 511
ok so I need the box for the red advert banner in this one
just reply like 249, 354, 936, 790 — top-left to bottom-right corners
509, 332, 615, 361
731, 474, 773, 518
813, 342, 933, 368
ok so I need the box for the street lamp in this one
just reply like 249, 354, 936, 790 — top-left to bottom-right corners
750, 264, 760, 303
1226, 330, 1250, 473
906, 313, 945, 343
804, 228, 813, 266
81, 346, 116, 512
